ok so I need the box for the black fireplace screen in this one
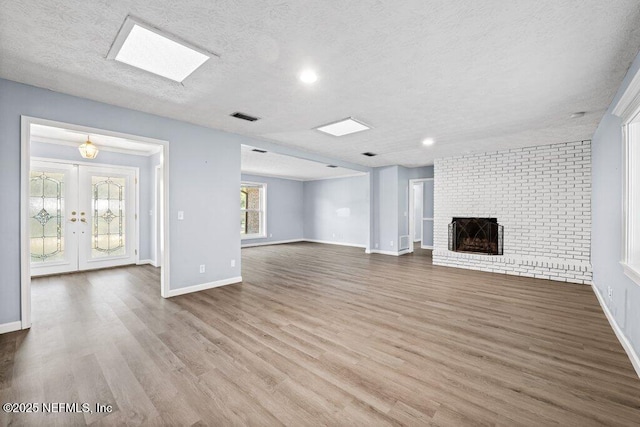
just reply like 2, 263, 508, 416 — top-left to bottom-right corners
448, 217, 503, 255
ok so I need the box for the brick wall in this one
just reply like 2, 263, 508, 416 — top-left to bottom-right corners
433, 141, 592, 284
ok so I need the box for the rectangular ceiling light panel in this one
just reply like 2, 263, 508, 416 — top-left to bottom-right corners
108, 16, 213, 82
316, 117, 371, 136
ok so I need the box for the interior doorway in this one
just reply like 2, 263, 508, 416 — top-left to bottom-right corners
408, 177, 434, 253
20, 116, 171, 330
30, 160, 138, 276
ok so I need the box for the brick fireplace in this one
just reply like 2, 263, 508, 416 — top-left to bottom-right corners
432, 141, 592, 284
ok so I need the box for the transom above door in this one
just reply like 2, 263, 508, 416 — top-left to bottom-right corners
30, 160, 138, 276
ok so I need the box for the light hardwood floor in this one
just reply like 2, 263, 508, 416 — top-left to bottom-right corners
1, 242, 639, 426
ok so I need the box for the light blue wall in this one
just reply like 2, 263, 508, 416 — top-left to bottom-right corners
303, 175, 369, 247
0, 79, 251, 324
371, 165, 433, 252
372, 166, 399, 252
241, 174, 304, 245
31, 141, 155, 260
592, 51, 640, 359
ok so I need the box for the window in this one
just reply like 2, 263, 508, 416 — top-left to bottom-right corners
613, 71, 640, 286
240, 182, 266, 239
622, 120, 640, 284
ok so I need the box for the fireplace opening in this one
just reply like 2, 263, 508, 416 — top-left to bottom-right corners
448, 217, 503, 255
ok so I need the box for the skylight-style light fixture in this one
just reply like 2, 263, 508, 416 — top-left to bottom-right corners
78, 136, 99, 159
107, 16, 217, 82
316, 117, 371, 136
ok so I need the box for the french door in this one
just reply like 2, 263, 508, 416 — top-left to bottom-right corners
30, 161, 137, 276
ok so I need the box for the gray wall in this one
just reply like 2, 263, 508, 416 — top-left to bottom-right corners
0, 78, 248, 324
303, 175, 369, 247
241, 174, 304, 245
592, 51, 640, 358
31, 141, 156, 261
370, 165, 433, 252
372, 166, 399, 252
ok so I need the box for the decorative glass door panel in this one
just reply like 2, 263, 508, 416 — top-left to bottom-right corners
30, 161, 137, 276
92, 175, 127, 258
30, 162, 78, 276
79, 166, 136, 271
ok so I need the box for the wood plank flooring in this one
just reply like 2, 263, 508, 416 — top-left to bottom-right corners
1, 242, 639, 426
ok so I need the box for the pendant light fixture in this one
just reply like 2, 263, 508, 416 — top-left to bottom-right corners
79, 136, 99, 159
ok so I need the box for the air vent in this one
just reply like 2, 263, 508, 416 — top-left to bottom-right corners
251, 149, 267, 153
326, 165, 338, 168
362, 152, 377, 157
231, 112, 260, 122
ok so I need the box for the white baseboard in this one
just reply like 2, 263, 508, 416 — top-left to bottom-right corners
368, 249, 410, 256
420, 245, 434, 250
136, 259, 159, 267
167, 276, 242, 297
304, 239, 367, 249
0, 321, 22, 334
242, 239, 304, 248
591, 283, 640, 378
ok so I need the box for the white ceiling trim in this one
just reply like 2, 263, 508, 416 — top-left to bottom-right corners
31, 136, 159, 156
612, 67, 640, 122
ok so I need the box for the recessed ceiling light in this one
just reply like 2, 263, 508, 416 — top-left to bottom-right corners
251, 148, 267, 153
299, 69, 318, 84
316, 117, 371, 137
571, 112, 586, 118
361, 152, 377, 157
422, 138, 435, 146
107, 16, 217, 82
326, 164, 338, 168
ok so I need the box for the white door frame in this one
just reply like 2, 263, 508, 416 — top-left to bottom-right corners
20, 116, 172, 330
408, 178, 434, 253
153, 164, 162, 267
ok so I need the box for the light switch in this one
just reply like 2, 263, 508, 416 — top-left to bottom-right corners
178, 211, 184, 220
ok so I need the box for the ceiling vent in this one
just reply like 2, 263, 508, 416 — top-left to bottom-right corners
362, 152, 377, 157
326, 165, 338, 168
231, 112, 260, 122
251, 149, 267, 153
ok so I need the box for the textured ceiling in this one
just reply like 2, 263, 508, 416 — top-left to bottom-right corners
241, 145, 364, 181
2, 1, 640, 167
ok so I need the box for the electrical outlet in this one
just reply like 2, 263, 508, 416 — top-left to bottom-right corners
608, 286, 613, 299
231, 259, 235, 267
390, 240, 394, 247
199, 264, 205, 273
269, 233, 272, 238
375, 243, 379, 249
332, 233, 336, 238
178, 211, 184, 220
